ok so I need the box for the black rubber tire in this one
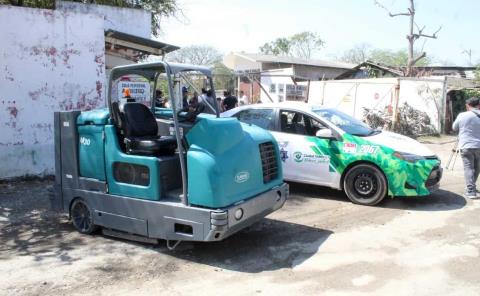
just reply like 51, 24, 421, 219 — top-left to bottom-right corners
71, 199, 98, 234
343, 164, 387, 206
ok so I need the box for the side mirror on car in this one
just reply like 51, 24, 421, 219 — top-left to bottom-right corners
315, 129, 335, 139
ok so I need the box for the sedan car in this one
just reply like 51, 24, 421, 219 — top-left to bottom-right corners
222, 102, 442, 206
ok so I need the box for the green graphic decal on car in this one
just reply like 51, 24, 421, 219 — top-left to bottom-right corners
305, 134, 439, 197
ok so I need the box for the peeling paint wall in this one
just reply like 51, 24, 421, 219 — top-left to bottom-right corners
56, 1, 151, 38
0, 6, 106, 179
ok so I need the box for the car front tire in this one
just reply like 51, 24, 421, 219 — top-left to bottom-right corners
343, 164, 387, 206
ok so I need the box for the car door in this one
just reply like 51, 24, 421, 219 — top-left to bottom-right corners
271, 109, 334, 186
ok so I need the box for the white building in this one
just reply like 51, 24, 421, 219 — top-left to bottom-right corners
223, 52, 355, 103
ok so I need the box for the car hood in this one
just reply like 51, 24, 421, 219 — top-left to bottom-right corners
364, 131, 434, 156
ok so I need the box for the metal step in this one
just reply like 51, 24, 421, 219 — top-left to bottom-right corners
102, 228, 159, 244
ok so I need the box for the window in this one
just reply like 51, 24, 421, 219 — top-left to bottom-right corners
269, 83, 276, 93
280, 110, 307, 135
312, 108, 374, 136
278, 84, 284, 93
235, 109, 275, 130
280, 110, 327, 136
285, 84, 306, 101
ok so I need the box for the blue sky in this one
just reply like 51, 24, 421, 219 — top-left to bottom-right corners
159, 0, 479, 65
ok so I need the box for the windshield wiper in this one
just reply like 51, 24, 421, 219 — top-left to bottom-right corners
367, 129, 381, 136
350, 129, 381, 137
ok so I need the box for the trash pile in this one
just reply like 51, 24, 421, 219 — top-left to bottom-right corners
363, 102, 438, 138
362, 107, 392, 130
396, 102, 437, 137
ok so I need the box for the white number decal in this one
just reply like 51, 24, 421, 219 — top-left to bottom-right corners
80, 136, 91, 146
359, 145, 379, 154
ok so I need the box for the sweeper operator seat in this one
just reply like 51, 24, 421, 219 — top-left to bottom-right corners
112, 102, 177, 156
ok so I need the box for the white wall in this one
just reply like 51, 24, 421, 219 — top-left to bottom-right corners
398, 78, 446, 131
306, 77, 447, 132
260, 68, 295, 103
308, 78, 398, 118
56, 1, 151, 38
0, 6, 106, 179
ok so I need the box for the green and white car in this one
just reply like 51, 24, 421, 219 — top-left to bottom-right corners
222, 102, 442, 206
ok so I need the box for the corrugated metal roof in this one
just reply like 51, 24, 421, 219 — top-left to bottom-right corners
105, 29, 179, 55
235, 53, 356, 69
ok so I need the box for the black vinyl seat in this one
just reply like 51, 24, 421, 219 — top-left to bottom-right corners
119, 103, 177, 156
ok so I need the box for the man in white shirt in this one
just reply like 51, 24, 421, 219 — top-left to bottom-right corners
239, 90, 249, 105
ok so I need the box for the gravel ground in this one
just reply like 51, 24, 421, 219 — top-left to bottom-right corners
1, 137, 479, 296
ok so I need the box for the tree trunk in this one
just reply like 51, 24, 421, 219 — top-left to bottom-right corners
406, 0, 415, 76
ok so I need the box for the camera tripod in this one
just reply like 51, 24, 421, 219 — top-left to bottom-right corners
446, 139, 460, 171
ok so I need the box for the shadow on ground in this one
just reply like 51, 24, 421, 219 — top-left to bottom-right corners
161, 218, 332, 273
383, 189, 466, 211
1, 180, 332, 273
288, 181, 466, 211
0, 180, 91, 264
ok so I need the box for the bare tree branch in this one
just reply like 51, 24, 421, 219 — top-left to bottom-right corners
374, 0, 411, 17
419, 38, 427, 53
413, 26, 442, 39
414, 22, 426, 34
389, 12, 411, 17
412, 52, 426, 65
432, 26, 442, 36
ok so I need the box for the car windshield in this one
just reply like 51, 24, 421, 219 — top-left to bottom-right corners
312, 108, 377, 136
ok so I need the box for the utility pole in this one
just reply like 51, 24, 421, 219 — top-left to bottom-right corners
375, 0, 441, 76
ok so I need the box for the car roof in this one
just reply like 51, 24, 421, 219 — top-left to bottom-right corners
238, 102, 328, 112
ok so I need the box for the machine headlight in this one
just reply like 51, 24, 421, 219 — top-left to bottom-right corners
393, 152, 425, 163
234, 208, 244, 220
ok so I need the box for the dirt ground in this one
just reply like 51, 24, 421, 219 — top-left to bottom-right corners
1, 136, 479, 296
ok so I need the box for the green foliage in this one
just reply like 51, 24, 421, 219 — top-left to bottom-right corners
0, 0, 55, 9
259, 31, 325, 59
475, 66, 480, 83
339, 43, 371, 64
166, 45, 222, 66
72, 0, 179, 36
369, 49, 431, 67
259, 37, 291, 57
451, 89, 480, 120
1, 0, 179, 36
211, 62, 235, 92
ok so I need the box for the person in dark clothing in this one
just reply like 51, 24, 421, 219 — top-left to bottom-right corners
453, 97, 480, 199
154, 90, 165, 107
202, 89, 216, 114
181, 86, 189, 109
222, 90, 238, 111
189, 91, 199, 108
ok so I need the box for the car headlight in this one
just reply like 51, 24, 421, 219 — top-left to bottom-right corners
393, 151, 425, 163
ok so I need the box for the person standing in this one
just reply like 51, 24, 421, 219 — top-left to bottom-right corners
222, 90, 238, 111
452, 97, 480, 199
154, 90, 165, 107
203, 89, 216, 114
239, 90, 249, 106
189, 91, 199, 108
181, 86, 189, 109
